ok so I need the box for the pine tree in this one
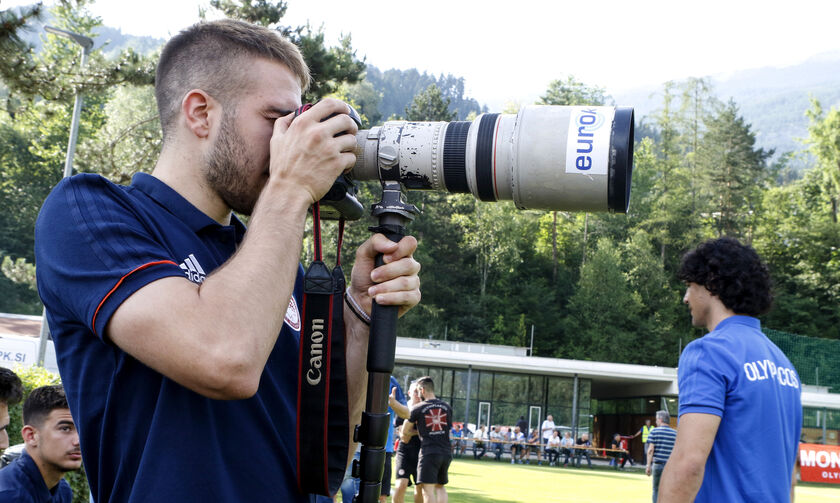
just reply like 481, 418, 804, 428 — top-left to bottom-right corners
405, 83, 456, 122
697, 100, 773, 238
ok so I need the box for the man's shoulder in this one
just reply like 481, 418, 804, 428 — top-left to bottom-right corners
0, 457, 31, 495
679, 333, 738, 371
49, 173, 124, 201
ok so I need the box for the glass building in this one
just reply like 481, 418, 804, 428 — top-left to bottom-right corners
393, 363, 592, 436
393, 337, 840, 461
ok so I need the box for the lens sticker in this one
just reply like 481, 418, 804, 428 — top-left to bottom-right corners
565, 107, 614, 176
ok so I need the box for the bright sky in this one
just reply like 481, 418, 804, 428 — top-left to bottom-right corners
7, 0, 840, 110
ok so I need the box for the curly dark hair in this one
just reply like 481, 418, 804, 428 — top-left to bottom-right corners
23, 385, 69, 428
678, 237, 773, 316
0, 368, 23, 405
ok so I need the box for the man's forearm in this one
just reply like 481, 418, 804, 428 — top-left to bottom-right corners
108, 183, 311, 399
658, 459, 704, 502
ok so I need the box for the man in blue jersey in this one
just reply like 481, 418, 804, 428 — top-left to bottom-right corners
658, 238, 801, 502
382, 376, 407, 503
34, 19, 421, 503
645, 410, 676, 503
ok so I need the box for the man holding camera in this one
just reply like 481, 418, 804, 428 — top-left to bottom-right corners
658, 238, 801, 502
34, 19, 421, 503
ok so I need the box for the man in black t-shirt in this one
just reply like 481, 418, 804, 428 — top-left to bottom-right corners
401, 376, 452, 503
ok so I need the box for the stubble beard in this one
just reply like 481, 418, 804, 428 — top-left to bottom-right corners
205, 111, 262, 216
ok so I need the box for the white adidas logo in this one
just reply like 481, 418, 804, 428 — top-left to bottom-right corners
179, 253, 206, 284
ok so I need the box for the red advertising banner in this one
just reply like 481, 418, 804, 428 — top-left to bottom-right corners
800, 443, 840, 483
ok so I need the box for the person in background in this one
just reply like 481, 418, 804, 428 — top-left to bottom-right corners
380, 376, 407, 503
449, 424, 464, 458
471, 425, 487, 460
610, 433, 629, 470
515, 416, 528, 438
525, 427, 541, 465
544, 430, 561, 466
633, 418, 654, 466
659, 238, 802, 502
489, 426, 503, 461
391, 381, 423, 503
559, 431, 575, 467
574, 433, 592, 468
509, 426, 525, 464
0, 368, 23, 451
540, 414, 556, 462
401, 377, 452, 503
0, 385, 81, 502
646, 410, 677, 503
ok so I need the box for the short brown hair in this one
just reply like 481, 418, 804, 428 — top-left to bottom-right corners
0, 368, 22, 405
417, 376, 435, 394
155, 18, 310, 140
23, 385, 69, 428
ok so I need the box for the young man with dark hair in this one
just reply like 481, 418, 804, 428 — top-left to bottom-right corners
659, 237, 801, 502
34, 18, 421, 502
401, 377, 452, 503
0, 368, 23, 451
0, 385, 81, 502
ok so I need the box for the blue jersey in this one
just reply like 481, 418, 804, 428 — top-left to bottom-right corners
35, 173, 308, 502
387, 376, 406, 453
678, 316, 802, 502
0, 450, 72, 502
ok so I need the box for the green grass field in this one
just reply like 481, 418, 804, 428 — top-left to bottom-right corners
431, 458, 840, 503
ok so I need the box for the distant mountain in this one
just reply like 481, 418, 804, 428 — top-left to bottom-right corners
614, 51, 840, 164
94, 25, 165, 58
12, 9, 164, 57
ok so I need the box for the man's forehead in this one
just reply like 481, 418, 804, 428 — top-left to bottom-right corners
45, 408, 74, 423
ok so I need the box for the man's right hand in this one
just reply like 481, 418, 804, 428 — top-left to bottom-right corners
268, 98, 359, 205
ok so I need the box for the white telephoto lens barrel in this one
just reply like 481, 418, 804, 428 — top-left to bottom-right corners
352, 105, 634, 213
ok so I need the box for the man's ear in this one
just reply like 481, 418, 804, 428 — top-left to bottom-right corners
21, 424, 38, 447
181, 89, 218, 139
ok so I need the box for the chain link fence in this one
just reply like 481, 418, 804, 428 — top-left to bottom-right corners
765, 328, 840, 393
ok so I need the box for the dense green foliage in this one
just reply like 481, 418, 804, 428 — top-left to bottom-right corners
365, 65, 484, 120
1, 2, 838, 375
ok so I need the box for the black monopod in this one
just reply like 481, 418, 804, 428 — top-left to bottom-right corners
351, 181, 418, 503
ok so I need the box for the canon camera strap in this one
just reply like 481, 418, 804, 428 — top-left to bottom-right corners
296, 200, 350, 497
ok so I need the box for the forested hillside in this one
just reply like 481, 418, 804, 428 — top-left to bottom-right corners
615, 51, 840, 173
2, 1, 838, 372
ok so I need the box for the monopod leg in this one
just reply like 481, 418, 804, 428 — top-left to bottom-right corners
353, 182, 418, 503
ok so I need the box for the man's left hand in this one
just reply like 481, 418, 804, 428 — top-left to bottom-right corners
349, 234, 421, 318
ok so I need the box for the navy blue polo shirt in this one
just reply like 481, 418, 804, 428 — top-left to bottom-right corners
35, 173, 308, 502
0, 450, 72, 502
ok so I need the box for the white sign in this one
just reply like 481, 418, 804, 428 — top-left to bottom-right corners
0, 334, 59, 374
565, 107, 614, 176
